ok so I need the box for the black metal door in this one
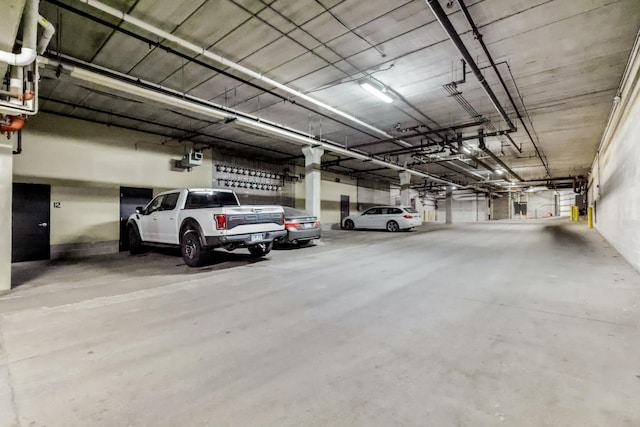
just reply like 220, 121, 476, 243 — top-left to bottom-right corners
12, 183, 50, 262
119, 187, 153, 251
340, 195, 350, 223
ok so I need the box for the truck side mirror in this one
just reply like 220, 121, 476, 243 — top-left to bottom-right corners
135, 206, 144, 214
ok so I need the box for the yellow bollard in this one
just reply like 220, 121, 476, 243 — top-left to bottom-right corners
587, 207, 593, 228
570, 205, 575, 221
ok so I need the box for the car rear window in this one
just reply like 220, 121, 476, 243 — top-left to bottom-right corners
404, 208, 419, 213
283, 206, 308, 216
184, 191, 239, 209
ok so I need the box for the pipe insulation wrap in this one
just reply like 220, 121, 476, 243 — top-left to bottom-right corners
37, 15, 56, 54
78, 0, 413, 147
0, 48, 36, 67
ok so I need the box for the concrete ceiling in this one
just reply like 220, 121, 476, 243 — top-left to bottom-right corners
0, 0, 27, 77
31, 0, 640, 188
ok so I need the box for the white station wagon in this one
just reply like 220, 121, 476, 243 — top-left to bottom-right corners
342, 206, 422, 232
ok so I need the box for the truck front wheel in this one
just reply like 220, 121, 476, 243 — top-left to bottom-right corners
128, 226, 146, 255
181, 230, 206, 267
248, 242, 272, 257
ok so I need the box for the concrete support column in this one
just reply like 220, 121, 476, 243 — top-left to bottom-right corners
398, 171, 411, 207
302, 146, 323, 220
445, 187, 453, 224
0, 141, 13, 290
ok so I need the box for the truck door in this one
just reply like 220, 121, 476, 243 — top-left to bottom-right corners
155, 192, 180, 244
139, 194, 164, 242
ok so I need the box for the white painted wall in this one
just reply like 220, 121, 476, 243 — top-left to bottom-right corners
589, 34, 640, 272
452, 194, 487, 222
493, 190, 572, 220
392, 188, 491, 223
49, 185, 119, 245
15, 114, 213, 188
421, 198, 440, 222
13, 114, 213, 249
394, 188, 488, 223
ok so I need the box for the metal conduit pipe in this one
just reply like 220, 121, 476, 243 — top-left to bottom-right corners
76, 0, 414, 148
42, 57, 461, 188
522, 177, 580, 183
417, 157, 489, 182
13, 129, 23, 154
425, 0, 516, 132
350, 118, 487, 150
478, 130, 523, 181
455, 0, 550, 175
0, 0, 38, 66
443, 73, 521, 153
374, 128, 515, 157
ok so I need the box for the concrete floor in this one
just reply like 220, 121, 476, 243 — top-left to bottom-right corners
1, 219, 639, 426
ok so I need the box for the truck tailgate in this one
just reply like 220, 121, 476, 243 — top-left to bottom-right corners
225, 206, 284, 231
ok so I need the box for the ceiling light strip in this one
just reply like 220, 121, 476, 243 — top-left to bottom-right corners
359, 81, 393, 103
77, 0, 412, 148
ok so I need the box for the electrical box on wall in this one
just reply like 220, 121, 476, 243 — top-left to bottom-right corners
180, 150, 203, 168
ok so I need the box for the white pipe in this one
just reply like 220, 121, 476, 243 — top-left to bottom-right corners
37, 15, 56, 54
0, 59, 39, 116
77, 0, 413, 148
0, 48, 36, 66
0, 0, 38, 66
9, 66, 23, 100
52, 58, 459, 187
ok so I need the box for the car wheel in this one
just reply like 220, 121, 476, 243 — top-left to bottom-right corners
181, 230, 206, 267
386, 221, 400, 232
344, 219, 355, 230
248, 242, 273, 257
128, 226, 146, 255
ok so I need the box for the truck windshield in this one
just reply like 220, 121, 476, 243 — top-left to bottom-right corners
184, 191, 239, 209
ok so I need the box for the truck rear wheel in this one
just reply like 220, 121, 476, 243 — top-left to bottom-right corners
248, 242, 272, 257
181, 230, 206, 267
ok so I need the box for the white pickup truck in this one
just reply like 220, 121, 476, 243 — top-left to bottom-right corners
127, 188, 286, 267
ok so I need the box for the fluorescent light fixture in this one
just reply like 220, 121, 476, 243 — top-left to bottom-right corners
359, 80, 393, 103
495, 169, 503, 174
463, 147, 471, 154
452, 186, 457, 190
